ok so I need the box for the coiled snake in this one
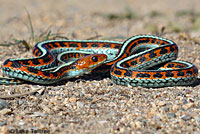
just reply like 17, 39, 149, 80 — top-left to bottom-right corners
0, 35, 198, 87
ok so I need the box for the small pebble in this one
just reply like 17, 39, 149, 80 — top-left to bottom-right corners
194, 116, 200, 122
130, 121, 143, 129
167, 113, 176, 118
183, 99, 188, 104
29, 112, 46, 117
164, 107, 170, 112
98, 120, 108, 124
156, 101, 166, 106
77, 101, 84, 108
196, 105, 200, 109
39, 104, 51, 113
61, 123, 67, 128
87, 97, 93, 101
0, 121, 7, 126
177, 92, 185, 97
90, 103, 96, 109
106, 81, 114, 86
0, 99, 9, 110
19, 121, 25, 126
139, 118, 147, 123
79, 92, 84, 97
18, 100, 24, 105
188, 98, 194, 103
0, 109, 12, 115
182, 115, 192, 121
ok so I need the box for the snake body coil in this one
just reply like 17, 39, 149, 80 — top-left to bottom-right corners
1, 35, 198, 87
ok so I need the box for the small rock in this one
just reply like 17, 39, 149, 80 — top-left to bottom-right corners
196, 105, 200, 109
185, 89, 192, 94
60, 123, 67, 128
183, 103, 195, 110
79, 92, 84, 97
89, 109, 96, 115
156, 101, 166, 106
98, 120, 108, 124
108, 82, 114, 86
188, 98, 194, 103
29, 112, 45, 117
90, 103, 96, 109
18, 100, 24, 105
0, 109, 12, 115
167, 113, 176, 118
0, 121, 7, 126
194, 116, 200, 122
182, 115, 192, 121
139, 118, 147, 124
19, 121, 25, 126
108, 111, 115, 117
119, 127, 125, 133
177, 92, 185, 97
130, 121, 142, 129
172, 104, 180, 111
0, 99, 9, 110
87, 97, 93, 101
164, 107, 170, 112
77, 101, 84, 108
183, 99, 188, 104
39, 104, 51, 113
69, 97, 77, 102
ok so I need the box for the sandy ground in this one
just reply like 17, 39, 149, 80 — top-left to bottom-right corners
0, 0, 200, 133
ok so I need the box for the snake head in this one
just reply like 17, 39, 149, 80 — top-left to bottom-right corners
73, 54, 107, 70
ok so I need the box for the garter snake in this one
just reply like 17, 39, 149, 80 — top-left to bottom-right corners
0, 35, 198, 87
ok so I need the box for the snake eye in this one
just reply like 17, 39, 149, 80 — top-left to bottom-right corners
91, 56, 98, 62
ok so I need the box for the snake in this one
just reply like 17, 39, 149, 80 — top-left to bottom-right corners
0, 35, 198, 87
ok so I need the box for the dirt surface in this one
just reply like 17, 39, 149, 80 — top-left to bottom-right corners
0, 0, 200, 133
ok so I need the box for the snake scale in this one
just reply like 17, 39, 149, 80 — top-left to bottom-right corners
0, 35, 198, 87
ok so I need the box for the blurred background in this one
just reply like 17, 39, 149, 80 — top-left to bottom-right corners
1, 0, 200, 42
